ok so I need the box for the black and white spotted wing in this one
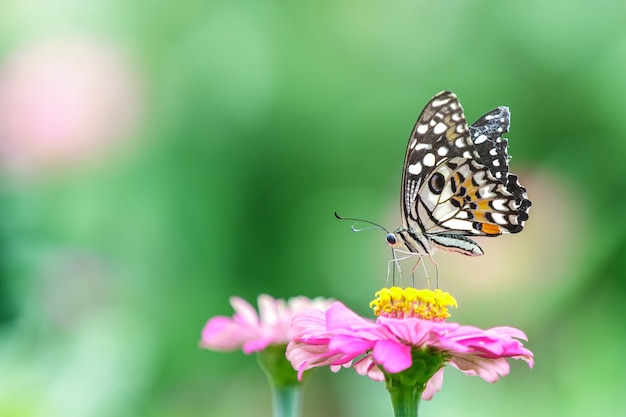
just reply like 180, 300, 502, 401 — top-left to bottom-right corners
388, 91, 531, 257
470, 106, 532, 225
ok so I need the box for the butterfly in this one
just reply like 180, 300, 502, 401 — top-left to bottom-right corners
383, 90, 531, 264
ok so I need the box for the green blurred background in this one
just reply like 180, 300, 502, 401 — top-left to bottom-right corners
0, 0, 624, 416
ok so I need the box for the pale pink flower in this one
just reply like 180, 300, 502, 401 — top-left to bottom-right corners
287, 298, 533, 400
201, 294, 334, 354
0, 36, 143, 176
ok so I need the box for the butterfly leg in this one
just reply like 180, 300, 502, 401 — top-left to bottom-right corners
386, 258, 400, 287
409, 255, 434, 289
389, 250, 436, 289
389, 247, 401, 287
409, 255, 422, 288
387, 248, 407, 287
426, 253, 440, 289
389, 249, 425, 287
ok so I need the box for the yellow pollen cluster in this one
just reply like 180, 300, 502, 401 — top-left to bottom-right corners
369, 287, 458, 321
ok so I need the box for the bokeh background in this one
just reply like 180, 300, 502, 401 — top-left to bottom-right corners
0, 0, 624, 416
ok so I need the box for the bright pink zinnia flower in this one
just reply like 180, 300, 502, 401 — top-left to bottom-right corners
201, 294, 334, 354
286, 287, 533, 401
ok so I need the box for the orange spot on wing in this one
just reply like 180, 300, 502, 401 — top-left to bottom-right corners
480, 223, 502, 235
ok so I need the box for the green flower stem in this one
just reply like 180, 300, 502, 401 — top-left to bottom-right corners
269, 384, 302, 417
383, 348, 447, 417
386, 376, 422, 417
257, 345, 304, 417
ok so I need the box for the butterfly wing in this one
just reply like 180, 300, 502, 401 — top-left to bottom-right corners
399, 91, 482, 255
469, 106, 531, 232
399, 91, 530, 256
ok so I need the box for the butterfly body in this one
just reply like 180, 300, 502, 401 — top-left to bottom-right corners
387, 91, 531, 259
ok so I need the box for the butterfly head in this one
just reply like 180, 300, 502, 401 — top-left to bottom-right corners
385, 232, 398, 246
385, 230, 411, 250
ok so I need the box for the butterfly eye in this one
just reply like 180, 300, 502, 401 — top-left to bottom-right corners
385, 233, 397, 246
428, 172, 445, 194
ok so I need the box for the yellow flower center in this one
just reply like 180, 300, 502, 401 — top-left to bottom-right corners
369, 287, 457, 321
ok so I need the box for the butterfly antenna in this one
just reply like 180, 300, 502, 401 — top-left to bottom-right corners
334, 212, 390, 234
335, 211, 400, 284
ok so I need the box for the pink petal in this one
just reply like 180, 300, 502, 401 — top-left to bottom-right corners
257, 295, 297, 344
378, 316, 463, 351
488, 326, 528, 340
450, 326, 534, 364
286, 341, 329, 368
201, 316, 252, 351
449, 354, 510, 383
286, 341, 348, 380
353, 356, 384, 382
378, 317, 433, 345
372, 339, 412, 373
286, 296, 315, 312
329, 334, 375, 355
291, 307, 327, 335
242, 338, 272, 354
326, 302, 374, 331
230, 296, 261, 327
422, 368, 444, 400
257, 294, 283, 327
